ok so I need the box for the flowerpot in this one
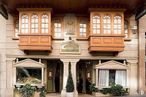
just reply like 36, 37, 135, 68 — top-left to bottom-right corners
66, 92, 74, 97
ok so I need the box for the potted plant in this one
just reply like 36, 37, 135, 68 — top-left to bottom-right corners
66, 62, 74, 97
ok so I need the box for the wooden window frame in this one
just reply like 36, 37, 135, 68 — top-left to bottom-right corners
20, 14, 29, 34
76, 17, 89, 40
79, 23, 87, 37
41, 14, 49, 34
103, 14, 111, 35
113, 15, 122, 35
92, 15, 101, 35
90, 12, 125, 37
52, 18, 63, 39
31, 14, 39, 34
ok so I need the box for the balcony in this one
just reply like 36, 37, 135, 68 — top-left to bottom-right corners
89, 36, 124, 52
19, 34, 52, 51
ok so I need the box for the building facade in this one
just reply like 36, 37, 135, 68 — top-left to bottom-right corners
0, 0, 146, 97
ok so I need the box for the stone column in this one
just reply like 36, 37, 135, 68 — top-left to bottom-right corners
0, 14, 7, 97
61, 59, 79, 97
138, 14, 146, 93
6, 58, 15, 97
127, 60, 138, 95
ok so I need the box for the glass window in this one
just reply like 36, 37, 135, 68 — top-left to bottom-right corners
41, 14, 49, 33
98, 69, 127, 87
31, 15, 39, 33
103, 16, 111, 34
79, 23, 87, 37
114, 16, 122, 34
54, 19, 62, 37
16, 67, 42, 84
21, 15, 29, 33
92, 16, 100, 34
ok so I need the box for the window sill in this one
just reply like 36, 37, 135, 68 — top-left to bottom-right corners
76, 37, 88, 41
12, 37, 19, 40
52, 37, 64, 40
124, 38, 131, 41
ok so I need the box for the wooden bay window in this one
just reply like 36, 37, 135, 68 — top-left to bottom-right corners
89, 9, 125, 52
18, 8, 52, 51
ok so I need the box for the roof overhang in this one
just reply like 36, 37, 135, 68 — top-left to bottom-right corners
1, 0, 145, 18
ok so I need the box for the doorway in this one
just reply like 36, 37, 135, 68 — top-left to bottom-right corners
76, 60, 93, 94
47, 60, 63, 93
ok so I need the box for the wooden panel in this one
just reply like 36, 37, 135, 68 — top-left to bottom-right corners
2, 0, 144, 18
19, 34, 52, 51
89, 36, 124, 52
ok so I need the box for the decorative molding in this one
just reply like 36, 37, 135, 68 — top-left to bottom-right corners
64, 14, 77, 36
14, 58, 45, 68
60, 37, 81, 54
96, 60, 129, 69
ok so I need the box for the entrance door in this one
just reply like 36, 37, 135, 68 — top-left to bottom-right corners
47, 60, 63, 93
76, 61, 93, 94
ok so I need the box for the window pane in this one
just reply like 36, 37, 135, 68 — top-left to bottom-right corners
54, 21, 62, 37
41, 14, 49, 33
21, 15, 29, 33
31, 15, 39, 33
103, 16, 111, 34
92, 16, 100, 34
114, 16, 122, 34
79, 23, 87, 37
16, 67, 42, 84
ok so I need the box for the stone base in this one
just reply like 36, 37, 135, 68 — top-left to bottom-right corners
61, 89, 78, 97
61, 89, 66, 97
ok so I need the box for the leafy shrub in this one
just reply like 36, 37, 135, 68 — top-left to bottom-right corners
100, 88, 111, 94
89, 83, 98, 92
19, 84, 36, 97
110, 84, 127, 96
38, 86, 46, 97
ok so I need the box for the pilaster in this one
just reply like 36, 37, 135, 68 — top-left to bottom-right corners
138, 14, 146, 93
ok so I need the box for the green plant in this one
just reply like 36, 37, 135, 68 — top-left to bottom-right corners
19, 84, 36, 97
39, 86, 46, 97
66, 62, 74, 92
100, 88, 111, 94
89, 83, 98, 92
110, 84, 127, 96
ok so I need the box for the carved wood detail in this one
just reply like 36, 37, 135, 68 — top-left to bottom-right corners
89, 36, 124, 52
19, 34, 52, 51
